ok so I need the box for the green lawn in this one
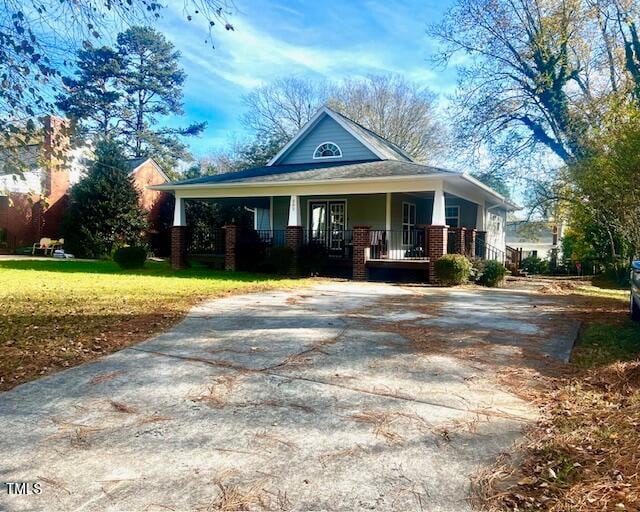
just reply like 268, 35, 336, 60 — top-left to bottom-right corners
0, 259, 306, 390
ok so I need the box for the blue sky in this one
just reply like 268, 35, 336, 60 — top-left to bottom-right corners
156, 0, 458, 157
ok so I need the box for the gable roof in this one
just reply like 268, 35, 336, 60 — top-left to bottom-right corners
125, 157, 170, 182
268, 106, 413, 166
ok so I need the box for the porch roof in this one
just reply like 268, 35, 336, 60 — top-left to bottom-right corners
150, 159, 520, 211
157, 159, 452, 187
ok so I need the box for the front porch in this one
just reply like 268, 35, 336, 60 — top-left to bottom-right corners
169, 182, 505, 283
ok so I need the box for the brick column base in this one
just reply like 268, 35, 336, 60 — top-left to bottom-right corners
352, 225, 371, 281
451, 227, 466, 255
224, 224, 238, 271
476, 231, 487, 259
171, 226, 188, 270
466, 229, 476, 258
285, 225, 303, 275
427, 225, 448, 284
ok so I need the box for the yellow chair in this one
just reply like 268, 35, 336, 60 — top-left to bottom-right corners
31, 238, 52, 256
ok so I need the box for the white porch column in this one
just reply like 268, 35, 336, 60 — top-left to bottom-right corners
432, 182, 446, 225
269, 196, 274, 230
173, 195, 186, 226
476, 200, 486, 231
385, 192, 391, 231
288, 195, 302, 226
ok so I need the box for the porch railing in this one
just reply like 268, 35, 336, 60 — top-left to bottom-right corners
368, 229, 428, 260
303, 229, 353, 260
188, 228, 226, 256
252, 229, 286, 248
475, 237, 505, 263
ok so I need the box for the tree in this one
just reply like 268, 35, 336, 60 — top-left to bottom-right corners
63, 139, 147, 258
116, 27, 206, 167
58, 27, 204, 170
56, 47, 123, 138
2, 0, 234, 173
241, 75, 446, 162
242, 78, 327, 140
328, 75, 447, 161
199, 133, 288, 175
429, 0, 592, 169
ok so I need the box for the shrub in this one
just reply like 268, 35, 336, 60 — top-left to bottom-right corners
63, 140, 147, 258
298, 242, 329, 276
434, 254, 472, 285
521, 255, 548, 274
478, 260, 508, 287
113, 246, 147, 269
258, 246, 295, 275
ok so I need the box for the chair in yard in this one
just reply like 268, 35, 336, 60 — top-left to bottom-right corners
32, 237, 52, 256
51, 238, 64, 252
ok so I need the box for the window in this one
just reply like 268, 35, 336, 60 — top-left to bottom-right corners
313, 142, 342, 159
445, 206, 459, 228
402, 202, 416, 245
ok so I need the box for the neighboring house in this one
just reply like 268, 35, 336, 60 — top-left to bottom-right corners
152, 106, 518, 282
506, 220, 563, 260
0, 116, 170, 252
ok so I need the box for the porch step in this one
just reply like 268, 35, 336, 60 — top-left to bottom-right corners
366, 258, 430, 270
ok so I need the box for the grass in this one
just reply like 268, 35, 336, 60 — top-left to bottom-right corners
475, 278, 640, 511
0, 258, 306, 391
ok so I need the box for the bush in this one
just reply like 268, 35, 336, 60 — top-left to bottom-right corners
113, 246, 147, 269
257, 247, 295, 275
434, 254, 472, 285
521, 255, 548, 274
478, 260, 508, 287
63, 140, 147, 258
298, 242, 329, 276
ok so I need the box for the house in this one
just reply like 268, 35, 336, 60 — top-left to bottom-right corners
506, 220, 563, 261
0, 117, 170, 253
151, 106, 518, 282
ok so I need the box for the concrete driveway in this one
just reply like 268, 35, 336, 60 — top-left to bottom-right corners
0, 282, 578, 511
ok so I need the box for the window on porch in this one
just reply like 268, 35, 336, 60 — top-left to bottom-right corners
402, 202, 416, 245
445, 206, 460, 228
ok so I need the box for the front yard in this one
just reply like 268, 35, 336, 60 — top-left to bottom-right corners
0, 259, 304, 391
476, 278, 640, 511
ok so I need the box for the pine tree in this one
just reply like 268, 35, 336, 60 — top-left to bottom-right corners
63, 140, 147, 258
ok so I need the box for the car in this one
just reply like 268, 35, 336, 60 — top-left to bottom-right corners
631, 261, 640, 321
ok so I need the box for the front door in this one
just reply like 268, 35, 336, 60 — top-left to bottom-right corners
309, 200, 346, 251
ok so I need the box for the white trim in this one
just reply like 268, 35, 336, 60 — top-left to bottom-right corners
267, 106, 391, 166
312, 141, 342, 159
269, 196, 274, 230
459, 173, 519, 210
150, 173, 453, 192
385, 192, 391, 231
445, 205, 460, 228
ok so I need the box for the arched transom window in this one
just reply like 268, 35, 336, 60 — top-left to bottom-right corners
313, 142, 342, 159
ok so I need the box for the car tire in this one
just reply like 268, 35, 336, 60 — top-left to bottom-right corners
631, 294, 640, 321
